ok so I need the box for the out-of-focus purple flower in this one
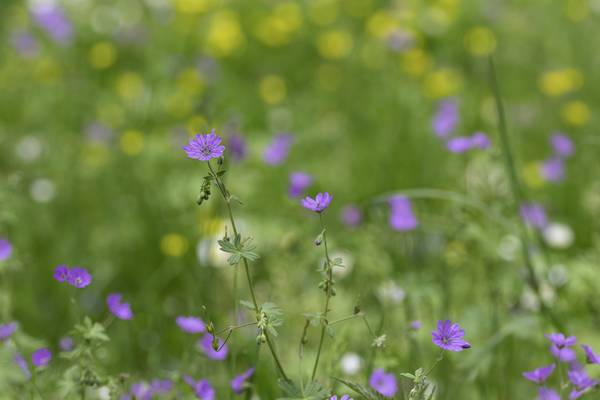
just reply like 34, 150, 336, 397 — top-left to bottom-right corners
551, 345, 577, 362
14, 353, 31, 380
66, 267, 92, 288
59, 337, 74, 352
198, 334, 228, 360
330, 396, 352, 400
546, 333, 577, 362
389, 196, 418, 231
369, 369, 397, 398
0, 322, 17, 341
520, 203, 548, 230
263, 134, 293, 165
228, 134, 247, 162
432, 100, 459, 138
551, 133, 574, 158
150, 379, 173, 395
53, 265, 69, 282
386, 30, 414, 53
11, 31, 38, 58
432, 320, 471, 352
230, 367, 255, 393
341, 205, 362, 227
582, 345, 600, 364
541, 158, 565, 182
301, 192, 333, 213
410, 320, 422, 330
568, 368, 598, 391
539, 387, 560, 400
471, 132, 491, 149
32, 348, 52, 367
31, 3, 73, 44
85, 122, 113, 143
523, 364, 555, 384
194, 379, 216, 400
176, 316, 205, 334
183, 130, 225, 161
0, 238, 13, 261
107, 293, 133, 320
288, 172, 313, 198
447, 136, 474, 153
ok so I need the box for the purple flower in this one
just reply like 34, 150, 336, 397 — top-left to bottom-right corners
582, 345, 600, 364
0, 238, 13, 261
447, 136, 474, 153
471, 132, 491, 149
330, 396, 352, 400
546, 333, 577, 362
288, 172, 313, 198
341, 205, 363, 227
176, 316, 205, 334
432, 100, 459, 138
551, 133, 574, 158
150, 379, 173, 395
230, 367, 255, 393
369, 369, 397, 398
539, 387, 560, 400
59, 337, 74, 352
0, 322, 17, 341
85, 122, 113, 143
11, 31, 38, 58
198, 334, 228, 360
432, 320, 471, 352
194, 379, 216, 400
67, 267, 92, 288
228, 134, 247, 162
410, 320, 422, 330
541, 158, 565, 182
520, 203, 548, 230
551, 345, 576, 362
183, 130, 226, 161
263, 134, 293, 165
31, 348, 52, 367
53, 265, 69, 282
568, 368, 598, 391
523, 364, 555, 384
389, 196, 418, 231
31, 3, 73, 44
107, 293, 133, 320
301, 192, 333, 213
14, 353, 31, 380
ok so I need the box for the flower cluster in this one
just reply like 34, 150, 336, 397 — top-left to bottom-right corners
431, 98, 491, 153
53, 265, 92, 288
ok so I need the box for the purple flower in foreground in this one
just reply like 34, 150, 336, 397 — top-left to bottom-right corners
546, 333, 577, 362
568, 368, 598, 391
541, 158, 565, 182
263, 134, 294, 165
198, 334, 228, 360
432, 320, 471, 352
59, 337, 74, 352
301, 192, 333, 213
194, 379, 216, 400
341, 205, 362, 227
330, 396, 352, 400
66, 267, 92, 288
183, 130, 225, 161
31, 3, 73, 44
523, 364, 555, 384
230, 367, 255, 393
228, 134, 247, 162
288, 172, 313, 198
432, 100, 459, 138
551, 133, 574, 158
32, 348, 52, 367
0, 238, 12, 261
14, 353, 31, 380
520, 203, 548, 230
551, 345, 576, 362
539, 387, 560, 400
53, 265, 69, 282
0, 322, 17, 341
582, 345, 600, 364
107, 293, 133, 320
389, 196, 418, 231
176, 316, 205, 334
447, 136, 474, 153
369, 369, 397, 398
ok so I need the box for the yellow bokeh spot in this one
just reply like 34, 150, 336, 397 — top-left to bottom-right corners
366, 10, 398, 39
401, 48, 431, 77
539, 68, 583, 97
205, 10, 244, 57
309, 0, 339, 26
561, 101, 590, 126
161, 233, 189, 257
564, 0, 589, 22
187, 115, 208, 134
259, 75, 286, 105
464, 26, 497, 56
254, 3, 303, 47
116, 72, 144, 100
424, 68, 462, 98
317, 30, 353, 60
89, 42, 117, 69
523, 162, 545, 189
120, 130, 144, 156
173, 0, 211, 14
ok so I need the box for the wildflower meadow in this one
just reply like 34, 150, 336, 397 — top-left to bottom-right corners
1, 0, 600, 399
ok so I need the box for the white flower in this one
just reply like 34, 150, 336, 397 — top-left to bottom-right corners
30, 179, 55, 203
340, 352, 362, 375
377, 281, 405, 304
543, 223, 574, 249
497, 235, 520, 261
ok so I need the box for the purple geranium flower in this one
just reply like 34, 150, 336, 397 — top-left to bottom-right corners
0, 322, 17, 341
198, 334, 228, 360
447, 136, 474, 153
520, 203, 548, 230
546, 333, 577, 362
31, 3, 73, 44
369, 369, 397, 398
568, 368, 598, 391
230, 367, 255, 393
541, 158, 565, 182
471, 132, 491, 149
551, 133, 574, 158
67, 267, 92, 288
150, 379, 173, 395
0, 238, 12, 261
523, 364, 555, 384
432, 99, 459, 138
301, 192, 333, 213
176, 316, 205, 334
389, 196, 418, 231
183, 130, 226, 161
539, 387, 560, 400
263, 134, 293, 165
288, 172, 313, 198
191, 379, 215, 400
53, 265, 69, 282
582, 345, 600, 364
32, 348, 52, 367
59, 337, 74, 352
432, 320, 471, 352
107, 293, 133, 320
341, 205, 362, 227
14, 353, 31, 380
228, 134, 247, 162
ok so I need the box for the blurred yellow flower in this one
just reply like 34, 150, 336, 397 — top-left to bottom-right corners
120, 130, 144, 156
161, 233, 189, 257
317, 30, 353, 60
173, 0, 211, 14
424, 68, 462, 98
254, 3, 303, 47
437, 0, 460, 20
187, 115, 208, 134
177, 68, 204, 95
89, 42, 117, 69
309, 0, 339, 26
367, 10, 398, 38
205, 10, 244, 57
523, 162, 545, 189
259, 75, 287, 105
401, 48, 431, 77
116, 72, 144, 100
539, 68, 583, 97
464, 26, 497, 56
564, 0, 589, 22
561, 100, 590, 126
345, 0, 373, 17
33, 58, 61, 83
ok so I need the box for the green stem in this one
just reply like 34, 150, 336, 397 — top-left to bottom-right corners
425, 350, 445, 376
329, 313, 364, 326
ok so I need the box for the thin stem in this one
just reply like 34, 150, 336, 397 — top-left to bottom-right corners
216, 321, 258, 336
329, 313, 365, 326
488, 57, 564, 332
425, 350, 445, 376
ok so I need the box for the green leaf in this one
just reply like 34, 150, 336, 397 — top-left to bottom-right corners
218, 234, 260, 265
278, 379, 330, 400
333, 377, 387, 400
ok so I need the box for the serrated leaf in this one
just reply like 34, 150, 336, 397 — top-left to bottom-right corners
333, 377, 387, 400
